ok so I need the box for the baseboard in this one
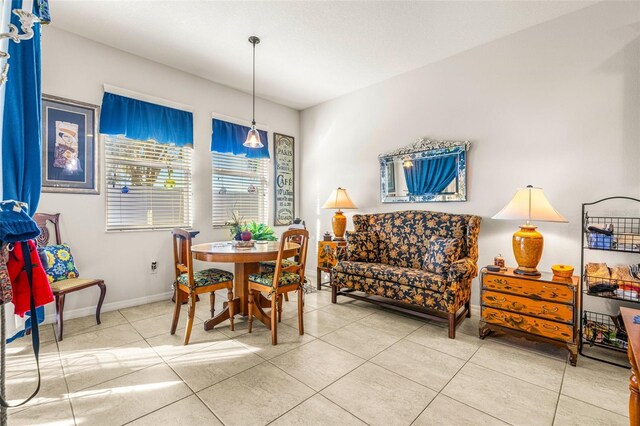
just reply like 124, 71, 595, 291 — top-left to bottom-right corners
43, 291, 174, 324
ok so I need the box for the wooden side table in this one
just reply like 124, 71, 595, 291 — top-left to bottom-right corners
316, 240, 346, 290
479, 267, 580, 366
621, 307, 640, 425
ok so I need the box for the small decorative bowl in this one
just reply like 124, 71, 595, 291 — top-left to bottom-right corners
233, 240, 255, 249
551, 264, 574, 278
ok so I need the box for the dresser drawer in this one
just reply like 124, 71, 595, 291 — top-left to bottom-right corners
482, 291, 573, 324
483, 274, 574, 304
482, 307, 574, 343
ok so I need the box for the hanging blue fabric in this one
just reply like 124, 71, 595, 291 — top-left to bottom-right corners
1, 0, 45, 216
211, 119, 270, 159
404, 155, 457, 195
100, 93, 193, 146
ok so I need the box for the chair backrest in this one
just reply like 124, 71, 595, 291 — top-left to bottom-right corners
172, 228, 194, 288
271, 229, 309, 289
33, 213, 62, 247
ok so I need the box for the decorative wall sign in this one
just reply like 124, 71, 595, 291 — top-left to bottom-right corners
41, 95, 99, 194
273, 133, 294, 225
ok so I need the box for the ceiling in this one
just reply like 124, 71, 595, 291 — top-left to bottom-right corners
50, 1, 594, 110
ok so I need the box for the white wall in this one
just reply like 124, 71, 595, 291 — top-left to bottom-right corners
300, 2, 640, 307
39, 27, 300, 319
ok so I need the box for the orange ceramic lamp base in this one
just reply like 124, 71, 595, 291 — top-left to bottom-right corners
512, 224, 543, 276
332, 210, 347, 240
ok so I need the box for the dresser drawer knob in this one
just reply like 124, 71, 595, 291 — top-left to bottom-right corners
493, 278, 507, 286
542, 324, 560, 331
490, 296, 507, 303
541, 305, 559, 313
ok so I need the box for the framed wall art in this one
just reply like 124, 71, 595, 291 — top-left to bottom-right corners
41, 94, 99, 194
273, 133, 294, 226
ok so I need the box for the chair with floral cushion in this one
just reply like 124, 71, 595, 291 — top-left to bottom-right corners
34, 213, 107, 342
171, 229, 235, 345
247, 229, 309, 345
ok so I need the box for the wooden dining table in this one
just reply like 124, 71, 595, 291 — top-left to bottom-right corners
190, 241, 299, 330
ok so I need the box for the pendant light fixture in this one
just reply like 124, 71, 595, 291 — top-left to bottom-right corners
243, 36, 263, 148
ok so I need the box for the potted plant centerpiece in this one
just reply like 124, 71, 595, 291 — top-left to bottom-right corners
226, 211, 245, 241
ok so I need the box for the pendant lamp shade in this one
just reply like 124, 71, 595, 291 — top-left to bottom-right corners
243, 36, 263, 149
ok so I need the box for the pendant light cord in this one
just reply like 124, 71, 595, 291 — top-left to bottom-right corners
252, 40, 256, 126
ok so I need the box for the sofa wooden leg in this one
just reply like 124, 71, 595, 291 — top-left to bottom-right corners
331, 283, 337, 304
465, 301, 471, 318
448, 313, 455, 339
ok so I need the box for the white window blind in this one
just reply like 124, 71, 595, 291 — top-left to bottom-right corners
105, 135, 193, 231
211, 152, 269, 227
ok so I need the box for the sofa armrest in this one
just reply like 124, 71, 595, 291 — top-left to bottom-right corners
447, 258, 478, 283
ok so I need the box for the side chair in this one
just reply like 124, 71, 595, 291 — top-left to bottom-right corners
247, 229, 309, 345
34, 213, 107, 341
171, 229, 235, 345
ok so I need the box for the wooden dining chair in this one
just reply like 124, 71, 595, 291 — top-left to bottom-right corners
34, 213, 107, 342
247, 229, 309, 345
171, 229, 235, 345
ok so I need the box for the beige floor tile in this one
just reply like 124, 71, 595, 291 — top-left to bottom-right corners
5, 357, 68, 408
235, 321, 315, 360
63, 310, 128, 338
320, 301, 376, 322
488, 332, 568, 362
371, 339, 464, 391
8, 399, 75, 426
128, 394, 222, 425
38, 323, 57, 344
470, 340, 566, 391
283, 309, 351, 337
322, 362, 436, 426
442, 363, 558, 425
119, 300, 175, 323
271, 394, 366, 425
57, 323, 143, 353
406, 323, 483, 360
217, 315, 252, 338
145, 326, 229, 361
167, 339, 264, 392
70, 364, 192, 425
270, 339, 365, 391
197, 362, 314, 426
554, 395, 628, 425
413, 394, 508, 425
303, 290, 334, 309
60, 339, 163, 392
561, 356, 629, 416
5, 341, 61, 378
456, 311, 481, 337
356, 309, 425, 338
131, 310, 203, 340
321, 322, 400, 359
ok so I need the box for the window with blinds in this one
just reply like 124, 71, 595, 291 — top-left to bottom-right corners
104, 135, 193, 231
211, 152, 269, 227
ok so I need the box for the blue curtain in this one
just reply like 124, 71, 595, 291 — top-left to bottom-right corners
211, 119, 270, 159
404, 155, 457, 195
100, 93, 193, 146
2, 0, 50, 343
1, 0, 45, 216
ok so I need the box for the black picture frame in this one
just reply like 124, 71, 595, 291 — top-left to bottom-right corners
273, 133, 294, 226
41, 94, 99, 194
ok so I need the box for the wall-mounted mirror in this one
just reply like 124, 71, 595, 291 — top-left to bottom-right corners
379, 138, 470, 203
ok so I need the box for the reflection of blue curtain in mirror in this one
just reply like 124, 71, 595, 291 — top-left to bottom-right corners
403, 155, 457, 195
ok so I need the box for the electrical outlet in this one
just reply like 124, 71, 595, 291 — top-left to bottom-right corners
151, 261, 157, 274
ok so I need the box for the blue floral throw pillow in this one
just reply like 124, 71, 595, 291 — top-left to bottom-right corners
346, 231, 380, 263
41, 244, 79, 283
423, 236, 462, 275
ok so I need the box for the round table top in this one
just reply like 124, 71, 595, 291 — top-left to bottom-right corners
191, 241, 299, 263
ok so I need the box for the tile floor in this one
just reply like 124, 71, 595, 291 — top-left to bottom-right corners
4, 288, 631, 425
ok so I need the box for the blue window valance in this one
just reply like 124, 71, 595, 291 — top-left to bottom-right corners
100, 93, 193, 146
211, 119, 270, 159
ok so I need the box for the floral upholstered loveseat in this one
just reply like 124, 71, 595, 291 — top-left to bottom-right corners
331, 210, 481, 338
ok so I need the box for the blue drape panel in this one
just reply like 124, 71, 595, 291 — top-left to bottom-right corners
1, 0, 44, 216
211, 119, 270, 159
100, 93, 193, 146
403, 155, 457, 195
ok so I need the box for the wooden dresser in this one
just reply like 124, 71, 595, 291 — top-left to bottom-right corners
479, 267, 579, 366
621, 307, 640, 425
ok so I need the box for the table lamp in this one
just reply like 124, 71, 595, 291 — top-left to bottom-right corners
492, 185, 567, 276
322, 187, 357, 240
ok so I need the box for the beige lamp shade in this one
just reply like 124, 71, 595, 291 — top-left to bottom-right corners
322, 187, 357, 211
492, 186, 567, 224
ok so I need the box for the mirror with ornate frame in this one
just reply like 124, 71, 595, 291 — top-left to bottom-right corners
379, 138, 470, 203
